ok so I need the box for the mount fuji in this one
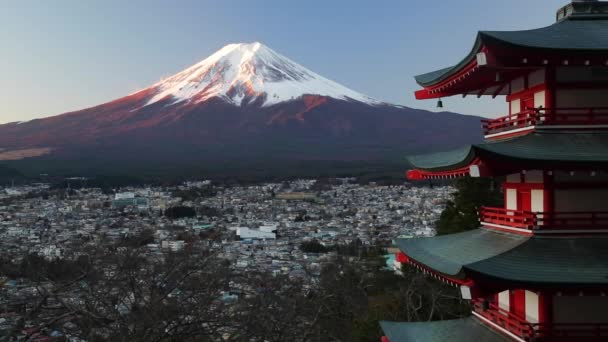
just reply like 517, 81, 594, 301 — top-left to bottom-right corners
144, 42, 380, 108
0, 42, 482, 176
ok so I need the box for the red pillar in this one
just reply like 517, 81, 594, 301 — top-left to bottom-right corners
538, 290, 553, 337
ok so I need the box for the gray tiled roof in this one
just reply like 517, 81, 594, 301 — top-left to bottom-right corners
397, 228, 608, 286
407, 132, 608, 172
466, 235, 608, 286
395, 229, 528, 278
380, 317, 511, 342
415, 17, 608, 87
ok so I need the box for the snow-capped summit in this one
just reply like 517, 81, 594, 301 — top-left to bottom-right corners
143, 42, 381, 107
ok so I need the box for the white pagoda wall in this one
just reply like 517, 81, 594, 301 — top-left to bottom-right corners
508, 70, 547, 116
494, 290, 541, 324
531, 190, 544, 213
503, 171, 545, 213
505, 189, 517, 210
508, 92, 546, 115
525, 290, 539, 324
498, 290, 510, 312
509, 98, 521, 115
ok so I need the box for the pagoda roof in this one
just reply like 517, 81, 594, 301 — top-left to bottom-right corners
466, 235, 608, 287
397, 228, 608, 287
380, 317, 511, 342
395, 229, 528, 279
407, 132, 608, 174
415, 14, 608, 88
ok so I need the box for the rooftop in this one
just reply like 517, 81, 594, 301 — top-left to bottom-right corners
380, 317, 511, 342
407, 131, 608, 175
396, 228, 608, 287
414, 1, 608, 98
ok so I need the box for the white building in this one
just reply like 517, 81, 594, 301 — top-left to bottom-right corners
161, 240, 185, 252
236, 227, 276, 240
115, 192, 135, 200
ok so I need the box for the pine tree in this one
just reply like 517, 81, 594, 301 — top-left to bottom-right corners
435, 177, 503, 235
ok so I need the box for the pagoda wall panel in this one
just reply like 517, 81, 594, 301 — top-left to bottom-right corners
553, 296, 608, 324
526, 170, 544, 183
498, 290, 510, 312
531, 190, 544, 213
556, 66, 608, 83
554, 189, 608, 212
506, 189, 517, 210
509, 99, 520, 115
528, 69, 545, 88
525, 290, 540, 324
533, 90, 545, 108
511, 77, 525, 94
556, 89, 608, 108
506, 173, 521, 183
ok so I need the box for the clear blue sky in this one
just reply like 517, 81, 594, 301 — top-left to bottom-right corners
0, 0, 566, 124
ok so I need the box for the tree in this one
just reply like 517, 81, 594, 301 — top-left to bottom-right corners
173, 187, 217, 202
164, 206, 196, 219
300, 240, 328, 253
7, 246, 235, 341
435, 177, 503, 235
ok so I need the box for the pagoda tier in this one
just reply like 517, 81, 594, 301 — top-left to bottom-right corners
395, 229, 608, 289
414, 16, 608, 100
412, 0, 608, 141
387, 230, 608, 341
406, 132, 608, 180
415, 1, 608, 100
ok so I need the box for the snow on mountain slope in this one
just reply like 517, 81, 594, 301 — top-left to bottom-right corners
143, 42, 382, 107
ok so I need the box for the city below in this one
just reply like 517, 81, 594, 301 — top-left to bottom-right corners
0, 178, 450, 339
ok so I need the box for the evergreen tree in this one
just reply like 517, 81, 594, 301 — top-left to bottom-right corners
164, 205, 196, 219
435, 177, 503, 235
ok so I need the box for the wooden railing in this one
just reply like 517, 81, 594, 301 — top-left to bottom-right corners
479, 206, 538, 229
543, 211, 608, 229
473, 299, 608, 340
482, 107, 608, 136
472, 299, 534, 338
533, 322, 608, 340
479, 206, 608, 231
545, 107, 608, 125
481, 109, 539, 135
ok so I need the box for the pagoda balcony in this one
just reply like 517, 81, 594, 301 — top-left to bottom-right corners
482, 107, 608, 138
479, 206, 608, 232
472, 299, 534, 339
472, 299, 608, 341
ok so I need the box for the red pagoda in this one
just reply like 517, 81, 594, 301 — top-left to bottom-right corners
381, 1, 608, 341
